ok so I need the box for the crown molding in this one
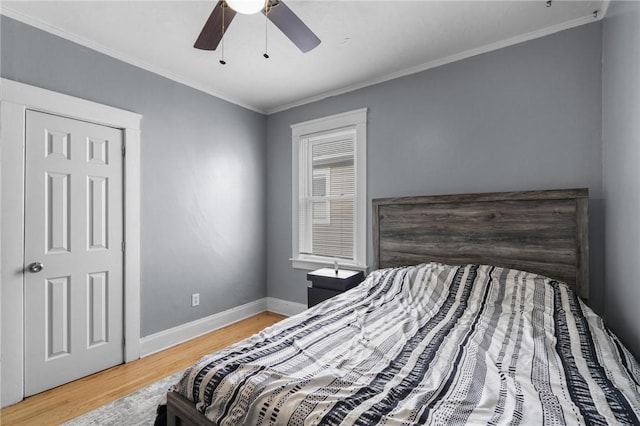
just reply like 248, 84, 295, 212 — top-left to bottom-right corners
2, 2, 606, 116
266, 9, 605, 114
0, 7, 266, 114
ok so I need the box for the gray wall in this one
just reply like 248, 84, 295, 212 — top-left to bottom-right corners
1, 16, 267, 337
266, 23, 605, 313
5, 11, 631, 354
602, 1, 640, 357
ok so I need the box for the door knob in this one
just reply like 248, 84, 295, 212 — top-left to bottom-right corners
29, 262, 44, 273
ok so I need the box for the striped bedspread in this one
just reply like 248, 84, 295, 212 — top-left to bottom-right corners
173, 263, 640, 425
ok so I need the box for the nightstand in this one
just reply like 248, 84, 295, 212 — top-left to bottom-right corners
307, 268, 365, 308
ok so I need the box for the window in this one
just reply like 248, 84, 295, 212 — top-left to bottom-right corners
312, 168, 330, 225
291, 108, 367, 270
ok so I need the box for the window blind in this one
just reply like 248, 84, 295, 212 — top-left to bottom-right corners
299, 129, 356, 260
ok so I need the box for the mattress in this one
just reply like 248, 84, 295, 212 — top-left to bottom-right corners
171, 263, 640, 425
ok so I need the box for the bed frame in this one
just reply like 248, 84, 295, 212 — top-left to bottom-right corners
165, 188, 589, 425
373, 188, 588, 298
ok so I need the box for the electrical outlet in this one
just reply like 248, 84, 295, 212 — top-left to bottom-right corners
191, 293, 200, 307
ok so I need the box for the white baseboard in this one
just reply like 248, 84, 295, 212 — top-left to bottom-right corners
266, 297, 307, 317
139, 298, 267, 357
138, 297, 307, 358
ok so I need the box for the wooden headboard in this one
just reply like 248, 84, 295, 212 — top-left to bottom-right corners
372, 189, 589, 298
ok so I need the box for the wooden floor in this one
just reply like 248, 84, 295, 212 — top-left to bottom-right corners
0, 311, 285, 425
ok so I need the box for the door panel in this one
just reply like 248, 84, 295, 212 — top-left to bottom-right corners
87, 271, 109, 347
46, 172, 71, 253
88, 176, 109, 250
45, 276, 71, 359
24, 110, 124, 396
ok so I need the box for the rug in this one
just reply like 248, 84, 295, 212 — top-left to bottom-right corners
61, 370, 183, 426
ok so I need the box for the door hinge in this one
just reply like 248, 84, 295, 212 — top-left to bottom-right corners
121, 241, 125, 252
121, 144, 126, 157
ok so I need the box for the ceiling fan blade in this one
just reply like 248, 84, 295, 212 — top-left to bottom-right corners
194, 0, 237, 50
264, 1, 320, 53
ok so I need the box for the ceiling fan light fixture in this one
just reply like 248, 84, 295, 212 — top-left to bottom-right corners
226, 0, 266, 15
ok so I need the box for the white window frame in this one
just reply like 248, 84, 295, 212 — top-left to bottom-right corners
291, 108, 367, 271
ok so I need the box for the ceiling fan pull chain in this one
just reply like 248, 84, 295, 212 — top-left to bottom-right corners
220, 3, 227, 65
263, 2, 270, 59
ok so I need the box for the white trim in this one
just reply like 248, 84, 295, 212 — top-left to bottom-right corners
291, 108, 367, 271
0, 7, 264, 115
0, 99, 26, 409
0, 3, 605, 115
290, 257, 367, 273
290, 108, 367, 133
0, 78, 142, 407
0, 78, 141, 128
266, 12, 605, 114
266, 297, 307, 317
140, 299, 268, 358
139, 297, 306, 358
123, 127, 141, 363
0, 79, 2, 411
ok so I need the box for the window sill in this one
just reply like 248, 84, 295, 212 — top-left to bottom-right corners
290, 257, 367, 272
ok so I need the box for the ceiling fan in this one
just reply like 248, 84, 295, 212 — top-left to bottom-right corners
194, 0, 321, 54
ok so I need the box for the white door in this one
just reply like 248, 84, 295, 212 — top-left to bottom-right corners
24, 110, 124, 396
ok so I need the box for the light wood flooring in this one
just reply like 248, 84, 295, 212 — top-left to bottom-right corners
0, 311, 286, 425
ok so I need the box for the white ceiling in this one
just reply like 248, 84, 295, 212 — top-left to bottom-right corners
2, 1, 606, 114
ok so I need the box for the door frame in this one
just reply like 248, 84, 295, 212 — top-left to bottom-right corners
0, 78, 142, 407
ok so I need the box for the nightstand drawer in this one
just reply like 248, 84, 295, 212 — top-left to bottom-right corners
306, 268, 364, 291
307, 286, 342, 308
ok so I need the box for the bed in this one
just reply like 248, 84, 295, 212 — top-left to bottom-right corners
159, 188, 640, 425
